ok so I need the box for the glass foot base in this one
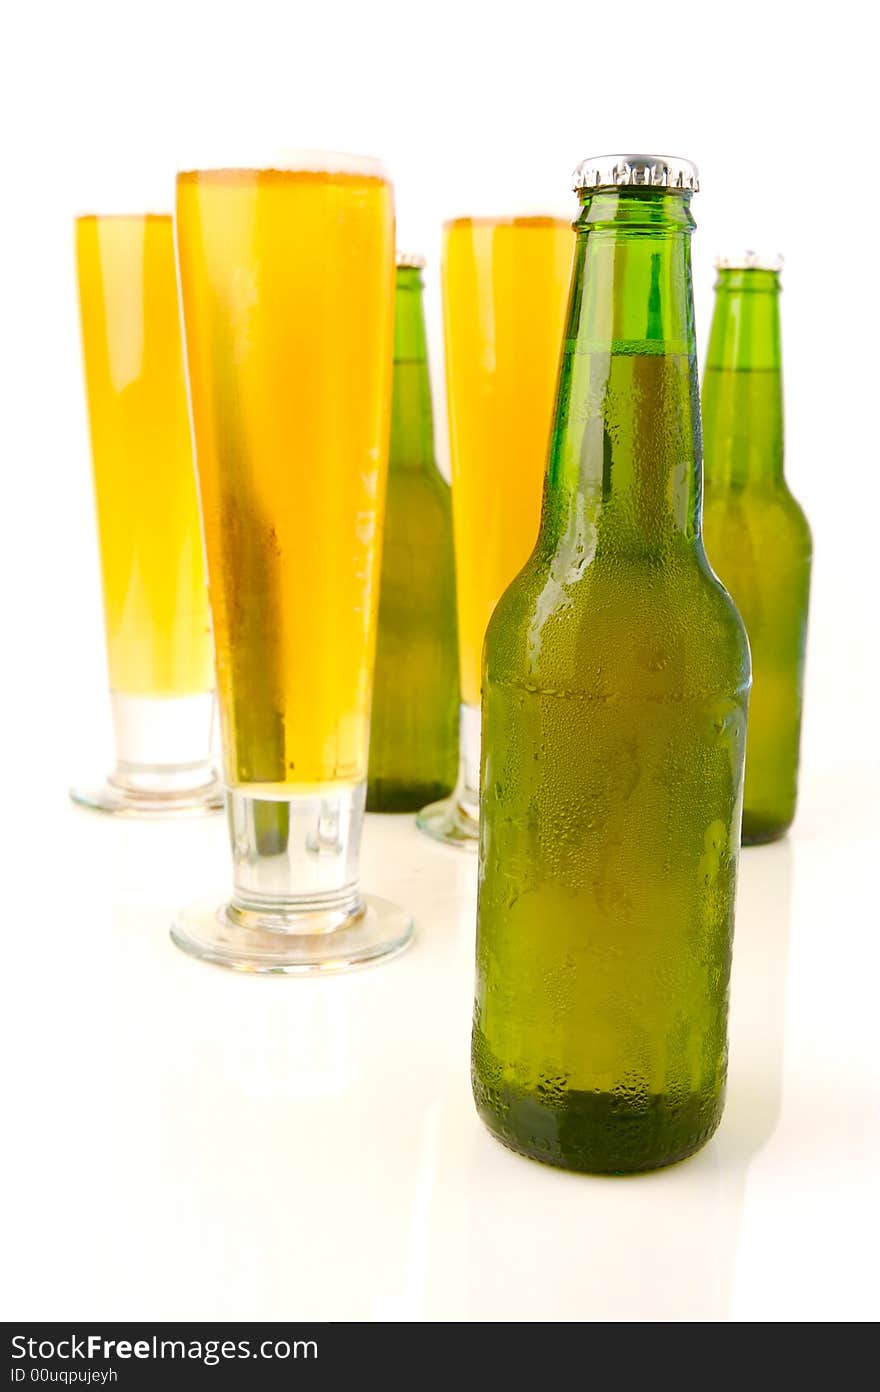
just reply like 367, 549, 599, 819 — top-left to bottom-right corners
70, 777, 224, 819
170, 895, 413, 975
416, 794, 479, 850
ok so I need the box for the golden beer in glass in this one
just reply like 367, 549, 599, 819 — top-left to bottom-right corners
172, 155, 411, 972
72, 213, 220, 816
418, 214, 574, 846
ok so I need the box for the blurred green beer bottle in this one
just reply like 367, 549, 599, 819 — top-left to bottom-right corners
367, 256, 459, 812
473, 155, 751, 1174
702, 255, 811, 844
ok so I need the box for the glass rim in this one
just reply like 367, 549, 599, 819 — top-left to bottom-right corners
74, 210, 172, 222
442, 209, 575, 230
176, 149, 391, 181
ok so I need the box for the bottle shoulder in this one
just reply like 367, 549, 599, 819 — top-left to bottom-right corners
386, 461, 452, 513
780, 484, 812, 544
486, 544, 750, 699
703, 481, 813, 558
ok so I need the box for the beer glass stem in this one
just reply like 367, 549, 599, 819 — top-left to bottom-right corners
172, 779, 412, 973
414, 701, 480, 848
459, 702, 480, 821
227, 785, 366, 932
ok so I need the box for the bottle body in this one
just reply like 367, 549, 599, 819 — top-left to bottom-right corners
702, 267, 811, 843
473, 179, 750, 1173
367, 264, 459, 811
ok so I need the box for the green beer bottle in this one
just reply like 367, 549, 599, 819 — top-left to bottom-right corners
367, 255, 459, 812
702, 255, 811, 844
473, 155, 751, 1174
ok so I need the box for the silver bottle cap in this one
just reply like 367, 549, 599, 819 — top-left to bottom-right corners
396, 251, 426, 268
573, 153, 699, 194
715, 250, 783, 272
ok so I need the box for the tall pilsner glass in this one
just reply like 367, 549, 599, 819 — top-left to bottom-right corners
417, 215, 574, 847
171, 155, 412, 973
72, 214, 221, 816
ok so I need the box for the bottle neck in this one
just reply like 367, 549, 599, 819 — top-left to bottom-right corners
541, 188, 702, 559
702, 268, 784, 488
389, 266, 436, 472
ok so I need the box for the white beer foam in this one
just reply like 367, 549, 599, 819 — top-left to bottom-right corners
442, 202, 577, 226
75, 210, 172, 220
178, 150, 390, 181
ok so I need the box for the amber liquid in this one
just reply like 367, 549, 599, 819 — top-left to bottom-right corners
176, 166, 395, 792
76, 215, 213, 697
442, 216, 573, 706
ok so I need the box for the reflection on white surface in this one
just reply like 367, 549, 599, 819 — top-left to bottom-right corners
458, 1129, 742, 1321
402, 842, 796, 1322
722, 841, 794, 1161
3, 799, 878, 1321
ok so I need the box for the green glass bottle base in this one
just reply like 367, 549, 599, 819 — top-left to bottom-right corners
473, 1076, 724, 1175
741, 812, 793, 846
366, 780, 456, 814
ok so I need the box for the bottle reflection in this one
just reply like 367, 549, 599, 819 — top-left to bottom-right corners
412, 840, 795, 1319
720, 839, 795, 1160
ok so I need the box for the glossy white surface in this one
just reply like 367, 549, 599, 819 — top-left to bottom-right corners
3, 765, 877, 1322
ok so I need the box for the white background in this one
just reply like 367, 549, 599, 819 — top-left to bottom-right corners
2, 0, 878, 1323
1, 0, 877, 781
